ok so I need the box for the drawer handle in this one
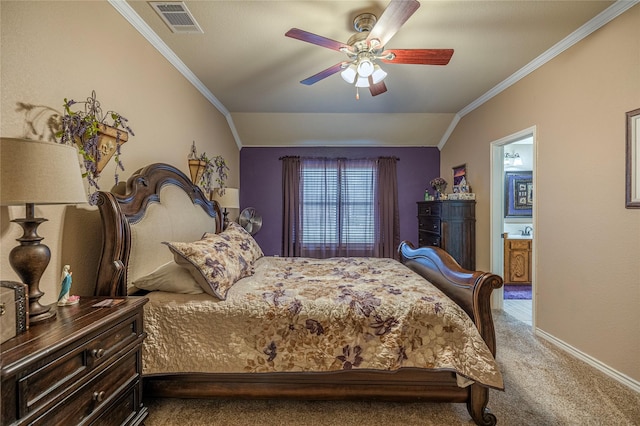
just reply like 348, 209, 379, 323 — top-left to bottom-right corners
91, 348, 105, 359
425, 208, 431, 215
93, 391, 106, 403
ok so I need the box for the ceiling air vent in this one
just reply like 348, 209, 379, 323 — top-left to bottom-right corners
149, 2, 203, 34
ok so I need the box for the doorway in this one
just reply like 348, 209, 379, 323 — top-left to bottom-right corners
490, 127, 536, 327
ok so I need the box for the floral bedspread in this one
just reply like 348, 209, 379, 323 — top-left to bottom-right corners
143, 256, 503, 389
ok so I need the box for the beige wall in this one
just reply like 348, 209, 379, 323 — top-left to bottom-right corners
442, 6, 640, 381
1, 1, 238, 300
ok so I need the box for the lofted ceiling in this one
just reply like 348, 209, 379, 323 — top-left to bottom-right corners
119, 0, 621, 148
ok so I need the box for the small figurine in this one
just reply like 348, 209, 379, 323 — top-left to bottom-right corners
57, 265, 80, 306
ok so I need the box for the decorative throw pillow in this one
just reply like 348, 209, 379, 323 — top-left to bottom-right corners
163, 231, 255, 300
132, 261, 203, 294
204, 222, 263, 265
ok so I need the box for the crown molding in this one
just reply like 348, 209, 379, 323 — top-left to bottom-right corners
108, 0, 243, 150
442, 0, 639, 147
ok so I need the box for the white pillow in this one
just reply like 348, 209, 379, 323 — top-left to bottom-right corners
132, 261, 203, 294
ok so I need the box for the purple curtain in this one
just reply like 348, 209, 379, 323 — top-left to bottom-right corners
375, 157, 400, 259
281, 156, 301, 257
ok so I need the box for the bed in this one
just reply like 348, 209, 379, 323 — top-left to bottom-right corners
94, 163, 504, 426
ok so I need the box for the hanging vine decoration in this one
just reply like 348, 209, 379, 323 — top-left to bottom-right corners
56, 91, 134, 204
188, 141, 229, 195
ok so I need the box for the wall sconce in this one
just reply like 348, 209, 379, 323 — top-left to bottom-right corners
504, 152, 523, 166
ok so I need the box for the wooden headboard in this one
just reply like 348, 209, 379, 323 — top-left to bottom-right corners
95, 163, 221, 296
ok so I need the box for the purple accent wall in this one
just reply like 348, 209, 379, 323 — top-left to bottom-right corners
240, 146, 440, 256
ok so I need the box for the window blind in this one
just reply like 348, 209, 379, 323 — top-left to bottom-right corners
300, 159, 376, 253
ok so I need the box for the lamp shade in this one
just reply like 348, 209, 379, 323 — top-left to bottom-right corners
0, 138, 87, 205
211, 187, 239, 209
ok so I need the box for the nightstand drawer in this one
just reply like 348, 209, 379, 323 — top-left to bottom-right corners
2, 297, 148, 426
33, 349, 139, 426
91, 380, 143, 426
86, 313, 141, 369
19, 343, 88, 417
17, 312, 141, 417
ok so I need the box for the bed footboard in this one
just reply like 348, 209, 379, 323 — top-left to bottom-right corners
399, 241, 502, 425
398, 241, 503, 356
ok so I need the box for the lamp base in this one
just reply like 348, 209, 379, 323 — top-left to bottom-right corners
9, 203, 57, 325
29, 307, 57, 324
222, 208, 230, 229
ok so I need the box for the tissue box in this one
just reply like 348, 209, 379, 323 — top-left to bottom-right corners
1, 281, 29, 344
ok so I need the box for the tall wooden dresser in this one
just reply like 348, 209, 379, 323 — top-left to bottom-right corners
417, 200, 476, 270
1, 296, 148, 426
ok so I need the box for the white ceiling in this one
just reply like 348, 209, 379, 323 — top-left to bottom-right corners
118, 0, 622, 148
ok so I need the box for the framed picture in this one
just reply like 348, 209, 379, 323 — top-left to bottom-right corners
505, 171, 532, 217
453, 164, 466, 185
452, 164, 469, 193
626, 108, 640, 208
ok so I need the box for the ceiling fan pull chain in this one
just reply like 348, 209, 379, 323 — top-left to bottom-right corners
356, 86, 360, 100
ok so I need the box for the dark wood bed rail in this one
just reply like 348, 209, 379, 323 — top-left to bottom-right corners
398, 242, 503, 356
95, 163, 221, 296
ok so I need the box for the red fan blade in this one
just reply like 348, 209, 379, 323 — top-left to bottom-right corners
366, 0, 420, 48
369, 79, 388, 97
285, 28, 348, 52
381, 49, 454, 65
300, 62, 346, 85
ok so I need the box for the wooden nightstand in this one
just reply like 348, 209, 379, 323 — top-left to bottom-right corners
1, 295, 148, 425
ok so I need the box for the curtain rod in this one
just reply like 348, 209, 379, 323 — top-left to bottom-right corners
279, 156, 399, 161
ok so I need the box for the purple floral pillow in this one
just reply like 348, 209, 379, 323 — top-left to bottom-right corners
163, 224, 263, 300
204, 222, 263, 265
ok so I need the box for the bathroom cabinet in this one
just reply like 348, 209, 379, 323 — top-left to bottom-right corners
503, 235, 532, 285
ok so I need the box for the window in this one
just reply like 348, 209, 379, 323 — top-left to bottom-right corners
282, 155, 398, 259
300, 158, 376, 256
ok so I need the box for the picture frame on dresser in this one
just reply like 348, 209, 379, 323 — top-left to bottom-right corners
626, 107, 640, 208
504, 171, 532, 217
453, 164, 467, 186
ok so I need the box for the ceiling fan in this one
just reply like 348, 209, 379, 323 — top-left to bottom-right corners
285, 0, 453, 99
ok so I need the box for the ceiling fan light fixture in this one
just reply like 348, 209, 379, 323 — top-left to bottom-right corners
340, 64, 357, 84
355, 76, 370, 88
356, 58, 374, 77
371, 65, 387, 84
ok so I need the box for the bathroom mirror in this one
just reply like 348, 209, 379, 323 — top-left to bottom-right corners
626, 108, 640, 208
505, 171, 532, 217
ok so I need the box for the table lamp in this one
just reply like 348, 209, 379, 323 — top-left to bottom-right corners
1, 138, 87, 324
211, 188, 239, 229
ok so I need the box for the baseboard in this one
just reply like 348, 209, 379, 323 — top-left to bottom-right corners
535, 328, 640, 393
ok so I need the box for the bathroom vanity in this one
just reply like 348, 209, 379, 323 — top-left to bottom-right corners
503, 233, 532, 285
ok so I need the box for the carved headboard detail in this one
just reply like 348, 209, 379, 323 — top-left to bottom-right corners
95, 163, 221, 296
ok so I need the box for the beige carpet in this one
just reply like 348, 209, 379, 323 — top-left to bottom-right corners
143, 311, 640, 425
